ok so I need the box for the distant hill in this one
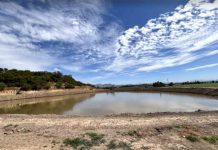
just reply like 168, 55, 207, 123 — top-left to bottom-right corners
0, 68, 84, 91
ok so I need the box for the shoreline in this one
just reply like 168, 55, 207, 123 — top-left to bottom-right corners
0, 88, 107, 102
113, 87, 218, 98
1, 110, 217, 117
0, 87, 218, 103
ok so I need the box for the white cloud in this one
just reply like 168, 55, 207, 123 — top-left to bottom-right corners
0, 0, 218, 82
0, 43, 55, 71
107, 0, 218, 72
0, 0, 122, 72
186, 63, 218, 71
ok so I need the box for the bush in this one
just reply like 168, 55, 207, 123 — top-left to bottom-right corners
126, 130, 141, 137
202, 136, 218, 144
31, 82, 42, 90
65, 83, 74, 89
63, 132, 105, 149
186, 134, 199, 142
0, 82, 6, 91
107, 140, 131, 150
20, 84, 31, 91
55, 82, 62, 89
63, 138, 90, 149
43, 83, 51, 90
86, 132, 105, 145
153, 81, 165, 87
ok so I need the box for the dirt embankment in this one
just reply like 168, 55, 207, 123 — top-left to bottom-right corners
0, 88, 106, 102
113, 87, 218, 97
0, 111, 218, 150
1, 86, 218, 102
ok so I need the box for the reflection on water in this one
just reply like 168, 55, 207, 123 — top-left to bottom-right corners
0, 92, 218, 115
0, 93, 95, 114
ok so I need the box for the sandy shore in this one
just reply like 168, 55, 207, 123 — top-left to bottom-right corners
0, 111, 218, 150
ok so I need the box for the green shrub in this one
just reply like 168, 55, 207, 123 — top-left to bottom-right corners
107, 140, 117, 149
186, 134, 199, 142
63, 132, 105, 149
0, 82, 6, 91
43, 83, 51, 90
127, 130, 139, 137
65, 83, 74, 89
202, 136, 218, 144
0, 68, 84, 91
21, 84, 31, 91
107, 140, 132, 150
86, 132, 105, 145
63, 137, 90, 149
55, 82, 62, 89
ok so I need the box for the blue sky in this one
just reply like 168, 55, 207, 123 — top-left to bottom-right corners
0, 0, 218, 84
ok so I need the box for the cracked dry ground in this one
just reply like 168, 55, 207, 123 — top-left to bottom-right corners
0, 112, 218, 150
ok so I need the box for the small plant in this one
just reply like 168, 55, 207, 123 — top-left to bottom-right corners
63, 137, 90, 149
51, 140, 59, 145
127, 130, 138, 136
86, 132, 105, 145
107, 140, 132, 150
3, 124, 18, 129
173, 125, 181, 128
141, 146, 150, 150
63, 132, 105, 149
107, 140, 117, 149
202, 136, 218, 144
165, 124, 181, 130
185, 134, 199, 142
117, 142, 132, 150
123, 129, 141, 138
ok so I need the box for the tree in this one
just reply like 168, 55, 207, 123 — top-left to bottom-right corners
65, 83, 74, 89
0, 68, 84, 91
153, 81, 165, 87
168, 82, 174, 86
43, 83, 51, 90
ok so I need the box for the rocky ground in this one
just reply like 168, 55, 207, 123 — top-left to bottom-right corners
0, 111, 218, 150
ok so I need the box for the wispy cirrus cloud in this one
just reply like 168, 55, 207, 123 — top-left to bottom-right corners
107, 0, 218, 72
186, 63, 218, 71
0, 0, 122, 72
0, 0, 218, 83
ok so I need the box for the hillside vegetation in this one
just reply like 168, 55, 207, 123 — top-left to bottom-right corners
173, 82, 218, 88
0, 68, 83, 91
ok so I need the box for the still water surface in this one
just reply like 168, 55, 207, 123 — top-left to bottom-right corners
0, 92, 218, 116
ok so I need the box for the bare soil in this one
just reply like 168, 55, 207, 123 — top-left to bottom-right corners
0, 111, 218, 150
